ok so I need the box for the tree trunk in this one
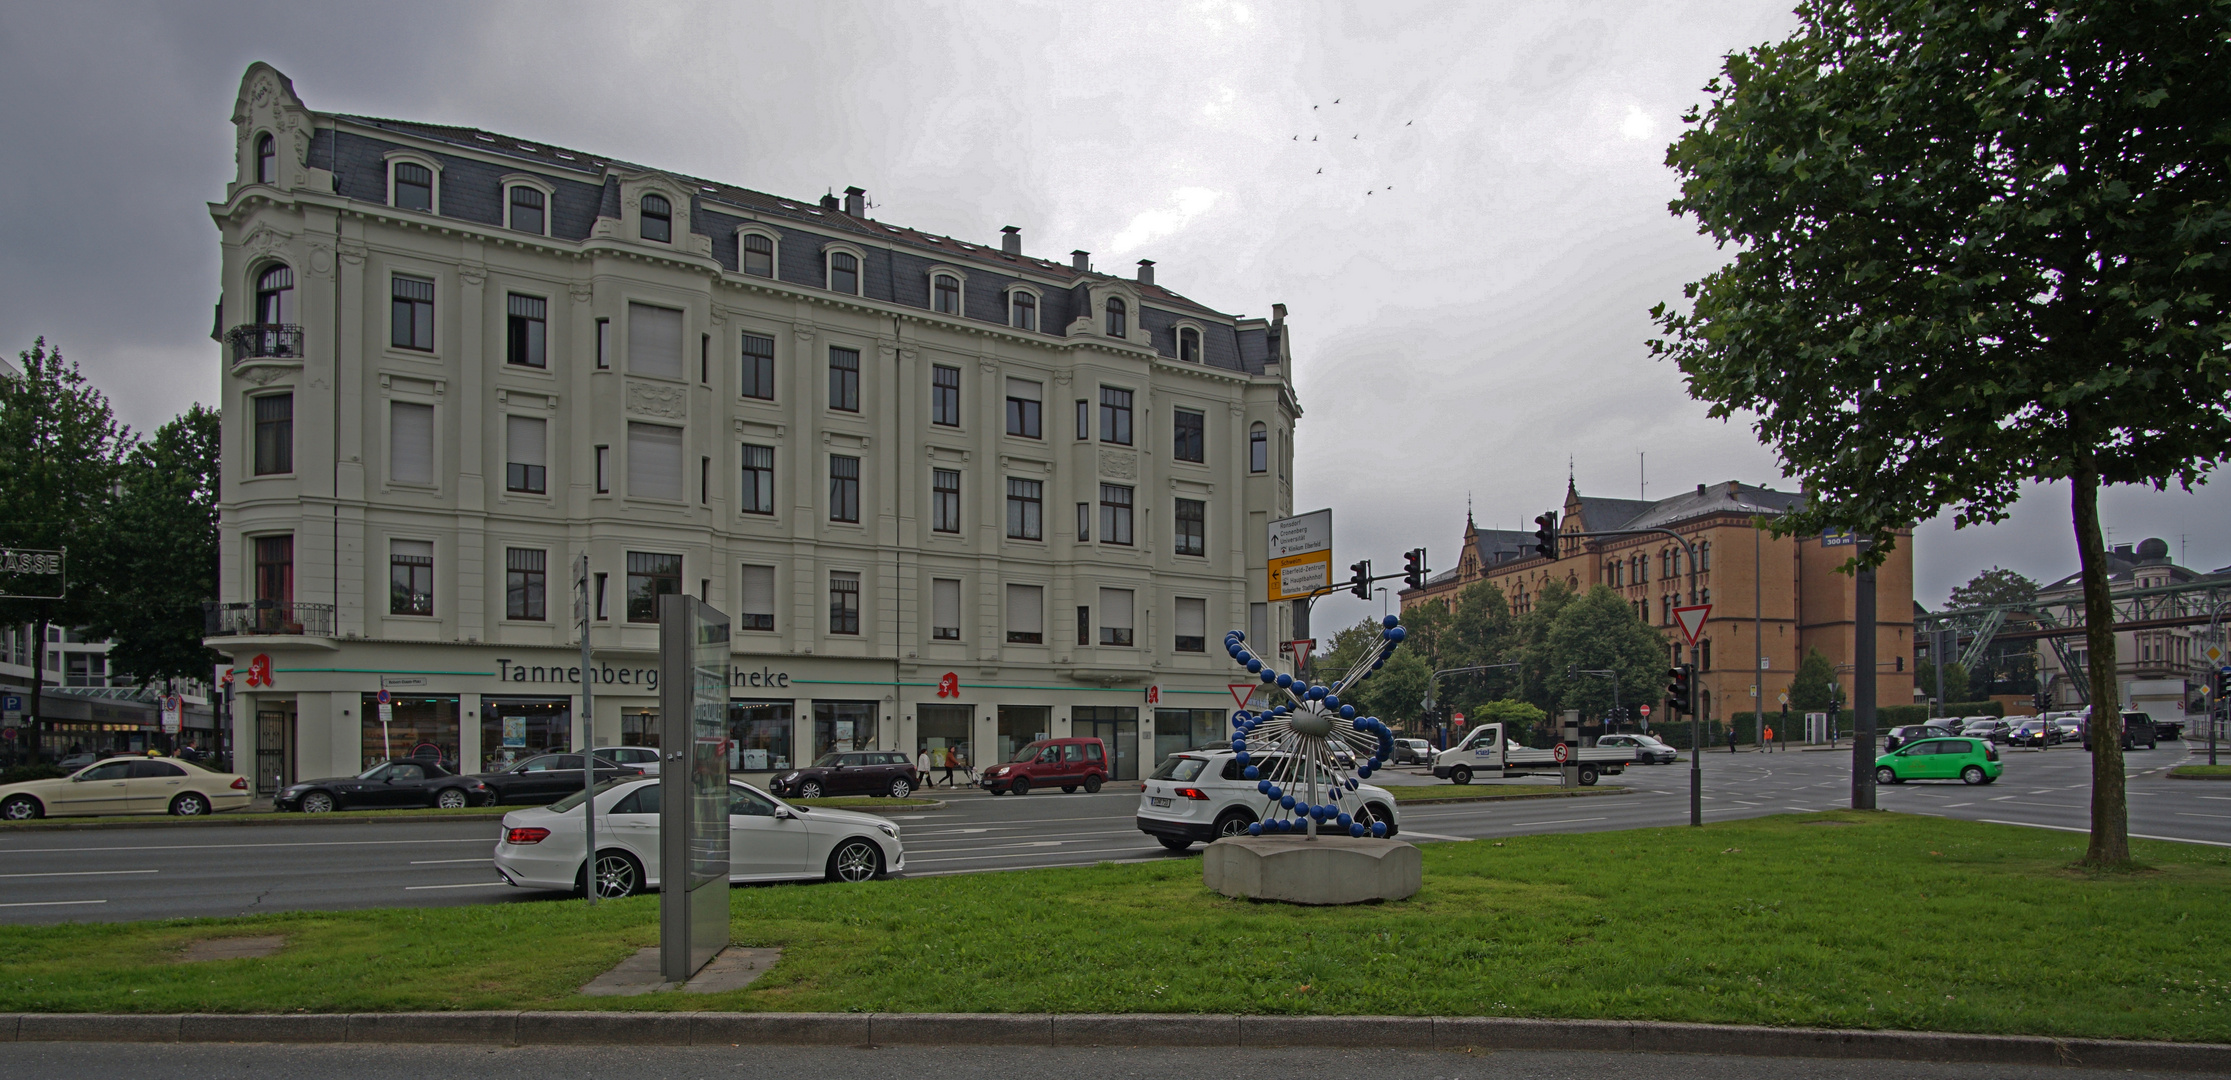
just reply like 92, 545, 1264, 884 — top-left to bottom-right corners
28, 612, 46, 763
2070, 449, 2131, 866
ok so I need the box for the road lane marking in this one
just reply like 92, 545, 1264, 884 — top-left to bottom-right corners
1506, 817, 1608, 828
1397, 831, 1470, 841
1980, 819, 2231, 848
1944, 802, 1974, 808
2176, 813, 2231, 820
402, 882, 510, 891
0, 899, 107, 908
1990, 795, 2018, 801
0, 869, 158, 880
0, 838, 491, 856
408, 858, 492, 865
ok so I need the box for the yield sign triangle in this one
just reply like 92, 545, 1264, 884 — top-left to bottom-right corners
1673, 604, 1712, 645
1290, 639, 1315, 673
1230, 684, 1260, 709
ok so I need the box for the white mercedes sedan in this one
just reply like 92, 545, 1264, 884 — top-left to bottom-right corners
492, 777, 904, 898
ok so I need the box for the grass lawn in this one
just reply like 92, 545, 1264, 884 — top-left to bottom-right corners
2, 812, 2227, 1043
1387, 785, 1624, 803
2170, 765, 2231, 780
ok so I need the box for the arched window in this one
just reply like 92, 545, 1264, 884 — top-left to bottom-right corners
828, 251, 859, 294
1699, 541, 1712, 571
508, 186, 545, 234
1249, 422, 1267, 474
255, 133, 276, 185
1010, 290, 1036, 331
1105, 297, 1127, 337
639, 193, 671, 242
1178, 326, 1201, 363
391, 162, 433, 211
932, 273, 961, 314
255, 265, 295, 325
741, 233, 774, 276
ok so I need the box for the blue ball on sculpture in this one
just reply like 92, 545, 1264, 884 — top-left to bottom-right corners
1275, 673, 1293, 688
1280, 794, 1296, 810
1337, 813, 1353, 828
1248, 822, 1263, 836
1383, 614, 1400, 628
1245, 658, 1262, 673
1341, 705, 1357, 720
1345, 777, 1359, 790
1243, 765, 1259, 779
1387, 626, 1407, 642
1350, 823, 1367, 838
1236, 752, 1251, 765
1323, 695, 1341, 711
1356, 766, 1372, 778
1260, 670, 1276, 683
1371, 821, 1388, 837
1257, 779, 1273, 794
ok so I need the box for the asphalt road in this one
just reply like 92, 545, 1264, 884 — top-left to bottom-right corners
1, 741, 2220, 924
4, 1042, 2219, 1080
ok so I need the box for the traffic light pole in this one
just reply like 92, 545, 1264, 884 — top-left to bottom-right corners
1690, 672, 1701, 827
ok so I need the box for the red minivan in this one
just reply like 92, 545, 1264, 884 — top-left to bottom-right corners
981, 737, 1108, 796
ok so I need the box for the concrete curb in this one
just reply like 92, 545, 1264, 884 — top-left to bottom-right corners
791, 800, 948, 814
0, 810, 509, 832
0, 1012, 2223, 1070
1390, 786, 1630, 806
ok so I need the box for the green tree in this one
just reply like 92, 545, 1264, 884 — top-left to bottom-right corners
1541, 585, 1669, 723
1513, 578, 1579, 714
1650, 1, 2231, 866
1914, 656, 1971, 707
0, 340, 133, 759
1946, 567, 2041, 611
1440, 581, 1521, 714
82, 405, 220, 689
1470, 699, 1547, 743
1788, 648, 1839, 712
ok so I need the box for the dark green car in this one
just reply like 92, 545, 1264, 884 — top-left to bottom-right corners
1875, 737, 2003, 786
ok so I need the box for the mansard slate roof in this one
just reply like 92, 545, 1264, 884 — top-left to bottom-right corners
1609, 482, 1806, 532
301, 113, 1273, 375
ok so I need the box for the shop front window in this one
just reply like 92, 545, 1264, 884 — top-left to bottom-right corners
813, 700, 878, 758
1154, 708, 1226, 770
916, 703, 972, 782
995, 704, 1051, 766
361, 694, 461, 769
480, 696, 571, 772
622, 708, 659, 749
729, 700, 794, 772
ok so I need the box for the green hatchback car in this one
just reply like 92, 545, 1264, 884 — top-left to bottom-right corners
1876, 737, 2003, 786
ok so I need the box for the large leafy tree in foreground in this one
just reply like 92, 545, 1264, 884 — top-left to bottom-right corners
83, 404, 221, 689
1650, 1, 2231, 866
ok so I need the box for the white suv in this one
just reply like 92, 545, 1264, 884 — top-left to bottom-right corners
1135, 748, 1401, 851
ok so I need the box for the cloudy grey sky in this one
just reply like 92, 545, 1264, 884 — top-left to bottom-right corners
1, 1, 2224, 630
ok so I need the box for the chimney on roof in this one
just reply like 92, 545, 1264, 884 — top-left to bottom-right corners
1072, 250, 1090, 272
843, 186, 865, 216
1136, 259, 1155, 286
1696, 483, 1707, 496
819, 193, 839, 210
1272, 303, 1287, 327
1001, 226, 1020, 255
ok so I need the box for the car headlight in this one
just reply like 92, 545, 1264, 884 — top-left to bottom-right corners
780, 772, 799, 782
876, 823, 899, 838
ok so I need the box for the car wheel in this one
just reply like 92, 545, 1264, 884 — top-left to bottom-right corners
300, 790, 337, 813
435, 788, 469, 809
1011, 776, 1031, 796
1157, 835, 1192, 851
797, 780, 824, 800
583, 850, 643, 899
1450, 765, 1472, 785
1213, 809, 1255, 838
1875, 766, 1899, 786
1366, 803, 1397, 838
1961, 765, 1987, 785
827, 838, 883, 883
1, 794, 43, 821
888, 777, 912, 799
1083, 774, 1103, 794
1061, 785, 1078, 794
169, 792, 211, 816
1577, 765, 1599, 786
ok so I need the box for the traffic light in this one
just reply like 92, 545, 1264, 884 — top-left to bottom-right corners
1349, 559, 1372, 600
1534, 512, 1559, 559
1402, 548, 1428, 591
1667, 664, 1695, 715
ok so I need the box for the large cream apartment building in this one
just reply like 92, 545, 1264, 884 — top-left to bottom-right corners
208, 64, 1300, 793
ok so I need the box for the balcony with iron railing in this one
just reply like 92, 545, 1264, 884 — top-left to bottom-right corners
204, 600, 335, 639
226, 323, 304, 365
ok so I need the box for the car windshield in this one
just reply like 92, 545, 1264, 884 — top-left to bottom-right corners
1012, 741, 1049, 763
357, 763, 394, 779
1635, 736, 1669, 748
549, 777, 636, 813
1150, 756, 1208, 781
808, 753, 845, 768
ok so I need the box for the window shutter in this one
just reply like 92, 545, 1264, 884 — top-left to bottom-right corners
505, 415, 546, 467
1006, 584, 1042, 637
740, 565, 775, 618
390, 402, 434, 484
933, 579, 960, 630
1176, 597, 1206, 639
627, 302, 684, 379
627, 422, 683, 500
1099, 588, 1134, 630
1250, 602, 1268, 647
1005, 377, 1040, 402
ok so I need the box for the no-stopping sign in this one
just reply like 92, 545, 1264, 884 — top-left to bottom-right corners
1553, 743, 1569, 764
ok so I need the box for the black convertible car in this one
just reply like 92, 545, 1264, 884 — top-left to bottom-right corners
275, 760, 491, 812
471, 753, 642, 806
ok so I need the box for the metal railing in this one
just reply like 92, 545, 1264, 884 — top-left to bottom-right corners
226, 323, 304, 363
203, 600, 335, 637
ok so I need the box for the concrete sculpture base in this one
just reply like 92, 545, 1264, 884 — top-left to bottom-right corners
1202, 836, 1422, 905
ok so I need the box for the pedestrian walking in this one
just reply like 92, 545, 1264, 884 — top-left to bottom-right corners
1762, 724, 1775, 753
1727, 727, 1738, 754
940, 746, 958, 789
915, 748, 932, 786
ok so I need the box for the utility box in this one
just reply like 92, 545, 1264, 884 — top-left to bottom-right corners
659, 595, 731, 984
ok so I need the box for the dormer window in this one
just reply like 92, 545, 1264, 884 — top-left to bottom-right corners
1105, 297, 1127, 337
741, 233, 774, 276
829, 251, 859, 295
1178, 326, 1201, 363
639, 193, 671, 242
255, 265, 295, 325
1010, 290, 1037, 332
255, 133, 276, 185
508, 186, 545, 234
932, 273, 961, 315
392, 162, 433, 211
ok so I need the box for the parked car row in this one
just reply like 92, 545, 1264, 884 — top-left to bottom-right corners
768, 751, 921, 800
0, 756, 252, 820
276, 753, 646, 813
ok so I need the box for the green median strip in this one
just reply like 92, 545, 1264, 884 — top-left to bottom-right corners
1387, 784, 1628, 803
3, 812, 2228, 1044
2169, 764, 2231, 780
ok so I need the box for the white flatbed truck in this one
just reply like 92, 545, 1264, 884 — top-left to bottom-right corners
1429, 722, 1634, 786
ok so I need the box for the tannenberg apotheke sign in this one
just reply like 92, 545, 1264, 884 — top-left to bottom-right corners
494, 658, 794, 690
0, 547, 65, 599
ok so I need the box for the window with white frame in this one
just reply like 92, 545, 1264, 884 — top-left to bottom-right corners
1178, 326, 1202, 364
391, 161, 433, 211
1173, 408, 1204, 463
740, 332, 775, 400
1100, 387, 1133, 445
255, 264, 295, 325
255, 133, 277, 185
829, 455, 861, 523
1105, 296, 1127, 337
1005, 584, 1043, 643
932, 272, 961, 315
828, 250, 860, 295
740, 231, 775, 277
740, 443, 774, 514
1010, 289, 1037, 331
639, 193, 672, 243
738, 564, 776, 631
1005, 377, 1041, 438
932, 469, 960, 534
505, 415, 547, 494
1006, 478, 1042, 540
628, 302, 683, 379
1249, 422, 1267, 473
828, 572, 861, 635
391, 276, 434, 352
506, 294, 546, 368
389, 401, 433, 485
505, 548, 546, 621
1100, 484, 1133, 546
508, 186, 545, 234
1174, 498, 1205, 556
828, 346, 860, 411
389, 539, 434, 616
627, 421, 683, 501
1175, 597, 1207, 653
932, 578, 961, 640
931, 364, 960, 426
1098, 588, 1134, 647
